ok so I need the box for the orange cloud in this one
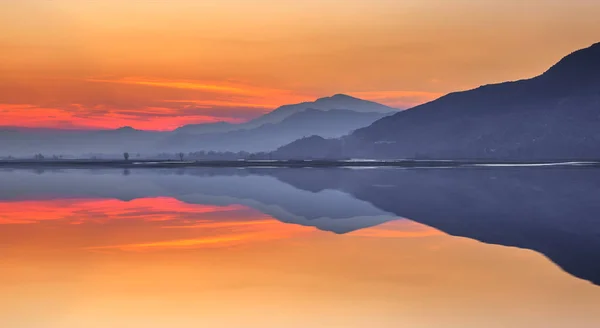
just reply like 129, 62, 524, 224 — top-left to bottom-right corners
86, 77, 254, 95
84, 77, 315, 108
164, 99, 277, 109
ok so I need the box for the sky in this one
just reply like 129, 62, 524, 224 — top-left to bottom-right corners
1, 0, 599, 130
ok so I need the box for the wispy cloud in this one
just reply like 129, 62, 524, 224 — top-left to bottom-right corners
86, 77, 251, 94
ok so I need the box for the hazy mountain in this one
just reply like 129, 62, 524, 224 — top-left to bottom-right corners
277, 42, 600, 160
168, 94, 395, 135
163, 109, 390, 153
272, 135, 345, 159
0, 126, 164, 157
0, 94, 396, 157
243, 94, 396, 129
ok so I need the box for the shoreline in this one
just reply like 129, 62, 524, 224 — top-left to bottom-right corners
1, 159, 599, 169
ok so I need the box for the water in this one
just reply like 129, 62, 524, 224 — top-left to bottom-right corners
1, 168, 599, 327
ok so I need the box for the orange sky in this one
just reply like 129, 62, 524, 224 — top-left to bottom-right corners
1, 0, 599, 130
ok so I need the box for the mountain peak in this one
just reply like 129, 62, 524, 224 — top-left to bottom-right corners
331, 93, 357, 99
314, 94, 362, 102
245, 94, 396, 129
311, 94, 396, 112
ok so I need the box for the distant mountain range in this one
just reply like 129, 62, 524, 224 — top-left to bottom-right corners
275, 42, 600, 160
0, 94, 396, 157
162, 108, 390, 153
175, 93, 394, 135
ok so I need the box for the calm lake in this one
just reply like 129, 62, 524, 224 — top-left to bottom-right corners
1, 168, 599, 327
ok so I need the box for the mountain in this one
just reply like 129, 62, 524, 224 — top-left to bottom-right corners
168, 94, 396, 135
243, 94, 396, 129
277, 42, 600, 160
160, 109, 390, 153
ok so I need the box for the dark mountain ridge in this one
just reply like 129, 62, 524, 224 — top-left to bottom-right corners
276, 42, 600, 160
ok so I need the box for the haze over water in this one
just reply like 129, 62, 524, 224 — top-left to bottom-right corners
1, 168, 599, 327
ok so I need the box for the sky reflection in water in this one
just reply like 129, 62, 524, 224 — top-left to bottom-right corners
0, 169, 599, 328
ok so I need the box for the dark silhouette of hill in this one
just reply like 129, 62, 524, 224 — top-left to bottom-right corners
277, 42, 600, 160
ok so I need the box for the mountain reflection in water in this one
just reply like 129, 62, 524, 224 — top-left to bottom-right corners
0, 168, 599, 328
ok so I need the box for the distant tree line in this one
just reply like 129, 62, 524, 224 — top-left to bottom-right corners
32, 154, 65, 160
151, 151, 273, 161
0, 150, 277, 162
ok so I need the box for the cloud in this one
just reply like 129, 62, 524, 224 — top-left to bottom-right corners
86, 77, 251, 94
